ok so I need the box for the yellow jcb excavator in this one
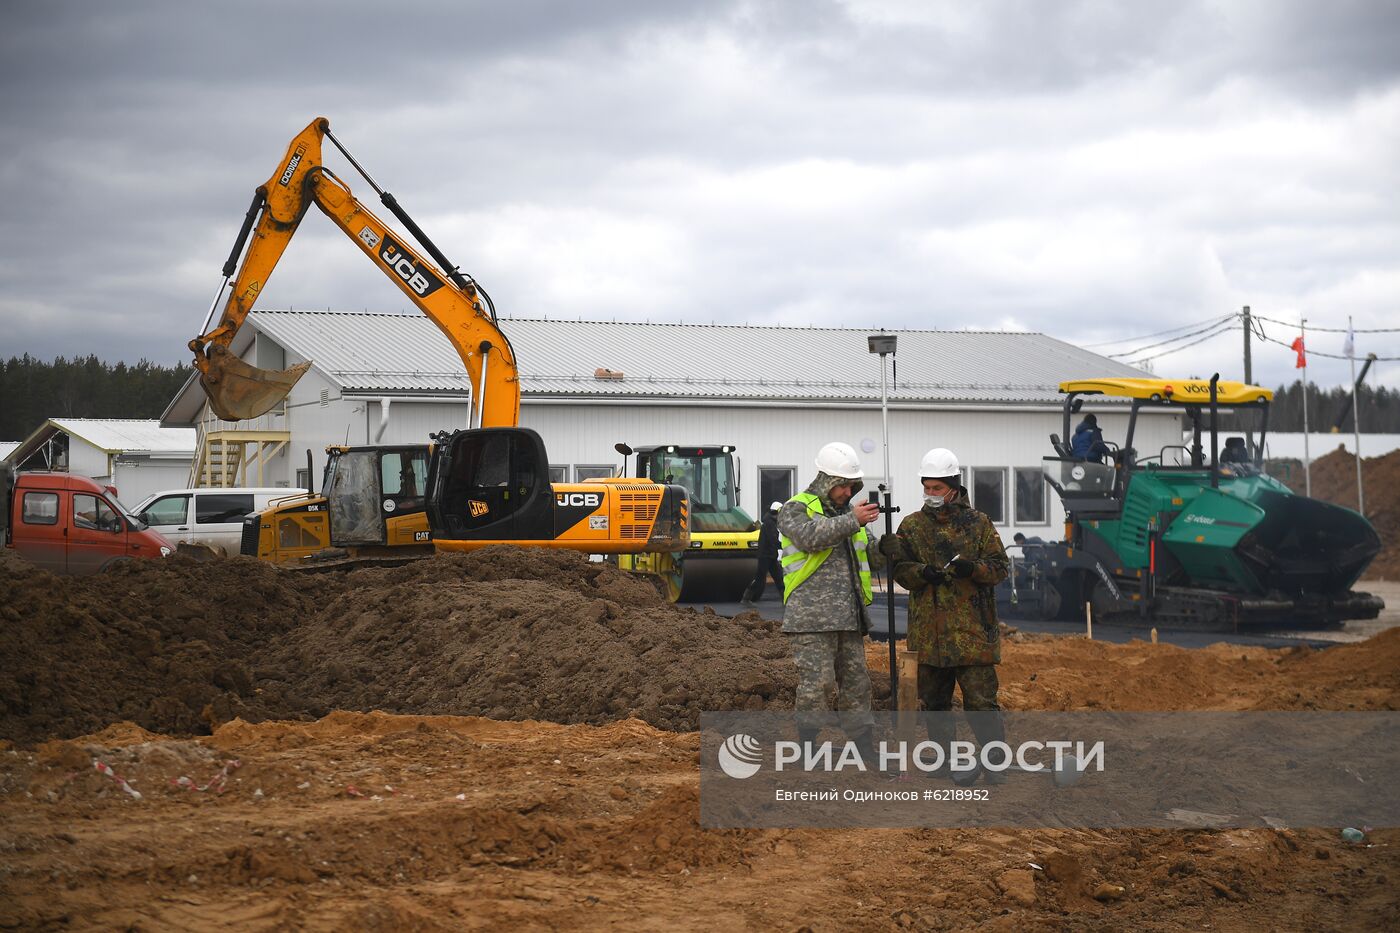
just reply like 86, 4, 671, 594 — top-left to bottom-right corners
193, 117, 688, 563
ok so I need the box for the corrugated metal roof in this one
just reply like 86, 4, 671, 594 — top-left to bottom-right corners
252, 310, 474, 394
6, 419, 196, 469
247, 310, 1149, 405
48, 419, 196, 454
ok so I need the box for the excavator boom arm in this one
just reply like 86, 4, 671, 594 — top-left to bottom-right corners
189, 117, 519, 428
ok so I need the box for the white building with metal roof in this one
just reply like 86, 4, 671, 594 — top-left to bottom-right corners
161, 310, 1178, 540
4, 418, 197, 507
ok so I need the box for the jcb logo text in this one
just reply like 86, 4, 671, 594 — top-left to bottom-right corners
378, 234, 444, 298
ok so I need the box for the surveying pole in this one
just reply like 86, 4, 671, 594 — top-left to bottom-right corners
867, 332, 900, 705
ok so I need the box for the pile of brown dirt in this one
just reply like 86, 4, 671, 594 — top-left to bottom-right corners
1279, 445, 1400, 579
0, 547, 796, 746
0, 554, 315, 744
251, 548, 795, 733
869, 628, 1400, 712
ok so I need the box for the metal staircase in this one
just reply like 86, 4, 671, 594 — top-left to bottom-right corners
189, 400, 292, 488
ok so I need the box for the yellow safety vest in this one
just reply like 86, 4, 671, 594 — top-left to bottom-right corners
779, 492, 873, 605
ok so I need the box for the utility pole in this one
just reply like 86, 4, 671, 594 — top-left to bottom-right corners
1242, 306, 1255, 458
1301, 316, 1311, 497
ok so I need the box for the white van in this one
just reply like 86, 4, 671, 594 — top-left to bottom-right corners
132, 487, 308, 555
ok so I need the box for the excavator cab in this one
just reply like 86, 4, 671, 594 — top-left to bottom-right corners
426, 428, 689, 554
324, 446, 431, 545
428, 428, 550, 541
240, 444, 434, 565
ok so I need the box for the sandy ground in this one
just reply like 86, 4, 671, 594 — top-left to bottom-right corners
2, 711, 1396, 932
2, 547, 1397, 930
3, 631, 1397, 931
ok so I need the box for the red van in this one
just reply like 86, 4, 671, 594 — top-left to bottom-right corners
2, 467, 173, 575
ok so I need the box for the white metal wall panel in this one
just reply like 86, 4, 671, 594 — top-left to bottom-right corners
109, 460, 193, 506
67, 439, 109, 479
521, 401, 1183, 543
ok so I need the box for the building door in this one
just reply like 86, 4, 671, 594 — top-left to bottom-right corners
759, 466, 795, 511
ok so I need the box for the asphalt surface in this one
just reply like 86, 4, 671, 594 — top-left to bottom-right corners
706, 592, 1353, 650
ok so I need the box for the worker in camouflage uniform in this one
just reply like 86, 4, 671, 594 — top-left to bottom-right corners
881, 447, 1009, 784
778, 441, 881, 758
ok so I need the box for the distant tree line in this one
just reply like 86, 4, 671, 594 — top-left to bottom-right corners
1, 355, 192, 441
1217, 379, 1400, 433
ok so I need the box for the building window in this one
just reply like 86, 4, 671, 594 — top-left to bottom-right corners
1015, 467, 1047, 524
574, 465, 614, 481
759, 467, 795, 510
972, 468, 1006, 525
295, 468, 311, 491
548, 465, 568, 484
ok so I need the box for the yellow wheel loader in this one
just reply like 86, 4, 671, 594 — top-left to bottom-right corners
192, 117, 688, 568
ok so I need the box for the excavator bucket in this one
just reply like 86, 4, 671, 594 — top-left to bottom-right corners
199, 344, 312, 422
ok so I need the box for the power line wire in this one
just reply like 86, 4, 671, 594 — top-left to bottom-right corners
1107, 316, 1239, 358
1255, 331, 1400, 362
1080, 312, 1237, 348
1250, 312, 1400, 334
1120, 319, 1240, 366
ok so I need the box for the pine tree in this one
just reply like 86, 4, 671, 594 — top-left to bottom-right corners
1, 356, 193, 440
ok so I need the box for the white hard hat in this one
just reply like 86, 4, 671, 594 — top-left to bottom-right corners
768, 500, 783, 512
815, 441, 864, 479
920, 447, 960, 480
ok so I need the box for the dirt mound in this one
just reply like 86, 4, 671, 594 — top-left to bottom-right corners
253, 549, 794, 732
0, 554, 315, 745
1, 548, 795, 745
868, 629, 1400, 712
1280, 445, 1400, 578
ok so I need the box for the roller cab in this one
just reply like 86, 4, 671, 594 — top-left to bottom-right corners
614, 444, 759, 602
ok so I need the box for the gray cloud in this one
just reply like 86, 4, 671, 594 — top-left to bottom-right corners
0, 0, 1397, 396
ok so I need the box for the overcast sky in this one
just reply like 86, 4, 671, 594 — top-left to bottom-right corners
2, 0, 1397, 391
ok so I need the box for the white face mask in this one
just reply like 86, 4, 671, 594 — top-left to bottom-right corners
923, 494, 946, 509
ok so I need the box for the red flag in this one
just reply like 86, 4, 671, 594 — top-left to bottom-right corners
1290, 336, 1307, 368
